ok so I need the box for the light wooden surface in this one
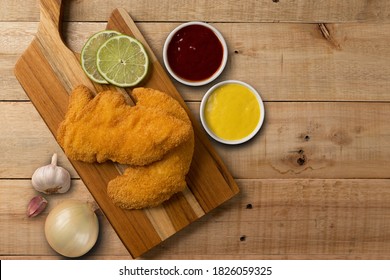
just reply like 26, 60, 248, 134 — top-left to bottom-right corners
1, 0, 390, 259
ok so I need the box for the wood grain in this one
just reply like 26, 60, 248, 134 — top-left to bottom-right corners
2, 0, 390, 261
2, 101, 390, 180
2, 0, 390, 23
3, 22, 390, 102
2, 179, 390, 259
13, 0, 238, 258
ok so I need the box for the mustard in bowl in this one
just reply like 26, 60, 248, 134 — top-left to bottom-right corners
200, 80, 265, 145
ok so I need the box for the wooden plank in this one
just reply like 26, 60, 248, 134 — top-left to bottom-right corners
2, 101, 390, 180
0, 180, 130, 258
0, 55, 29, 100
3, 22, 390, 102
0, 101, 76, 178
3, 0, 390, 262
2, 0, 390, 23
13, 0, 238, 258
146, 179, 390, 259
210, 101, 390, 179
0, 22, 36, 54
2, 179, 390, 259
62, 22, 390, 102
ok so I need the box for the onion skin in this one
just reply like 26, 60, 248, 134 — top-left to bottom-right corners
44, 200, 99, 258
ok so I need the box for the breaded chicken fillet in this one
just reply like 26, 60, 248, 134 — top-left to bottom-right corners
57, 85, 192, 166
107, 137, 194, 209
107, 87, 195, 209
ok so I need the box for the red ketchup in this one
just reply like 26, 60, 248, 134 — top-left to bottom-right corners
167, 24, 224, 82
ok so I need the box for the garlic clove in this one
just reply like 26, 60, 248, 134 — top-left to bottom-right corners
27, 195, 48, 217
31, 153, 71, 194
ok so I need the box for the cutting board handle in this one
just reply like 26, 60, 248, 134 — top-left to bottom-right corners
34, 0, 94, 92
37, 0, 64, 43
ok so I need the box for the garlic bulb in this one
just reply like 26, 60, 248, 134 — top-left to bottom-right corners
45, 200, 99, 258
32, 153, 71, 194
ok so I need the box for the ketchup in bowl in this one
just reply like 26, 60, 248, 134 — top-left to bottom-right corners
163, 22, 228, 86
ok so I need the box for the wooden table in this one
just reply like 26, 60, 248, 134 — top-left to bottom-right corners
1, 0, 390, 260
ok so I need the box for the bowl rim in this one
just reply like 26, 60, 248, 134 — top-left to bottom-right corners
200, 80, 265, 145
163, 21, 228, 87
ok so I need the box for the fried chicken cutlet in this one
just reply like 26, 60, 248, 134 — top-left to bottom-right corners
107, 136, 194, 209
57, 85, 192, 166
107, 88, 194, 209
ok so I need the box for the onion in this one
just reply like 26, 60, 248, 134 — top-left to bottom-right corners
44, 200, 99, 258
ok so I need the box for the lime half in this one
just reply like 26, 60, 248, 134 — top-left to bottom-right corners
96, 35, 150, 87
81, 30, 121, 84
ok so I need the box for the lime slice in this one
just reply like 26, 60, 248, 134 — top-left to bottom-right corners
81, 30, 121, 84
96, 35, 150, 87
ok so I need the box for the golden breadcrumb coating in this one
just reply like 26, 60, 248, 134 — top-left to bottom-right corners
57, 85, 192, 166
57, 85, 195, 209
107, 87, 194, 209
107, 136, 194, 209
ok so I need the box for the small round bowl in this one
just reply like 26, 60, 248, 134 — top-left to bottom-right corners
163, 21, 228, 86
200, 80, 265, 145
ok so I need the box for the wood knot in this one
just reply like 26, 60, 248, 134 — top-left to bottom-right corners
297, 156, 306, 166
318, 23, 341, 50
330, 129, 352, 146
297, 149, 306, 165
299, 133, 311, 142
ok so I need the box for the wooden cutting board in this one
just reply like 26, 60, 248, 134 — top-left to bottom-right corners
14, 0, 239, 258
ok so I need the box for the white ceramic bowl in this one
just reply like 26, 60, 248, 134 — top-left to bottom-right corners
163, 21, 228, 86
200, 80, 265, 145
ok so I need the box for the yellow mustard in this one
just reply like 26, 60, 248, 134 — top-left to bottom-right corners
204, 83, 260, 141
